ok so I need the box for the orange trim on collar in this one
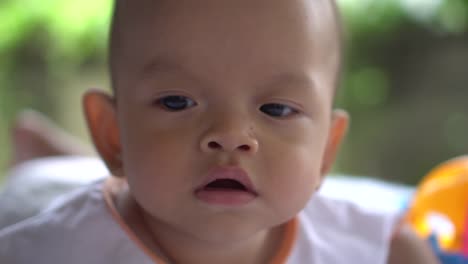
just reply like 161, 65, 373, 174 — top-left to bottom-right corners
102, 177, 169, 264
102, 177, 299, 264
269, 217, 299, 264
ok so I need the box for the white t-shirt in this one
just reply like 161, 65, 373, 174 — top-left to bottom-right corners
0, 178, 399, 264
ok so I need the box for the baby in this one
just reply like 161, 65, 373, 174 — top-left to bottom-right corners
0, 0, 439, 263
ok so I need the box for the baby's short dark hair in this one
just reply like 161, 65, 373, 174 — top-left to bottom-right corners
108, 0, 344, 96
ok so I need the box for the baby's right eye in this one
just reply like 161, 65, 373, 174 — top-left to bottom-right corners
156, 95, 197, 111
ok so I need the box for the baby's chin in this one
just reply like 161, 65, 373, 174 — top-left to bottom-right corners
134, 196, 290, 244
176, 213, 288, 246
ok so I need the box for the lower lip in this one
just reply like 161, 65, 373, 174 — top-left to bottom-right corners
195, 189, 257, 206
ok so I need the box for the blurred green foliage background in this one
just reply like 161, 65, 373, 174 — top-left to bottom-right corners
0, 0, 467, 184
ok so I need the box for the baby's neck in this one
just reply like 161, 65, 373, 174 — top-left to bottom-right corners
115, 187, 286, 264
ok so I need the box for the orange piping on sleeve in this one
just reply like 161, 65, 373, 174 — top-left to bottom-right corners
390, 215, 407, 242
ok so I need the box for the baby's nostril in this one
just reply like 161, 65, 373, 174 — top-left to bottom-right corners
208, 141, 221, 149
239, 145, 250, 151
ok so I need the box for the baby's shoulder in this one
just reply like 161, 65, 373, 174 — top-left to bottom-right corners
0, 181, 110, 263
301, 193, 400, 231
291, 194, 401, 264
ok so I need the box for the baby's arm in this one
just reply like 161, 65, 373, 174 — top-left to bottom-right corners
387, 224, 440, 264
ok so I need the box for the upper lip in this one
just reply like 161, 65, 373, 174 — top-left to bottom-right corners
196, 166, 257, 194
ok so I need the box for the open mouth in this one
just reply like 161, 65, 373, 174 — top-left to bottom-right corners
194, 167, 258, 206
203, 179, 248, 192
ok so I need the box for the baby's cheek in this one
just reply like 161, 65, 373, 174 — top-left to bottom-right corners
127, 170, 181, 219
266, 150, 322, 215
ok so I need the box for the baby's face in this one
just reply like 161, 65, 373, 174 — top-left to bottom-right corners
109, 0, 344, 242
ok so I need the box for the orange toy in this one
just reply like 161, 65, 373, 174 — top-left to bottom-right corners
406, 156, 468, 254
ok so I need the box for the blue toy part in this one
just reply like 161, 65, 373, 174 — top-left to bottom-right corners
429, 235, 468, 264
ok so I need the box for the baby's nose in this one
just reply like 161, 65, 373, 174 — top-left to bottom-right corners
200, 122, 259, 154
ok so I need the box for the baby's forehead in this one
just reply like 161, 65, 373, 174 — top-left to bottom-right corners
111, 0, 340, 53
113, 0, 339, 33
110, 0, 341, 94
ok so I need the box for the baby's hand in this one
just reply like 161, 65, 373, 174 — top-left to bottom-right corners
387, 224, 440, 264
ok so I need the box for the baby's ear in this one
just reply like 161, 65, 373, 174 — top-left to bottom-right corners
83, 90, 124, 177
320, 109, 349, 176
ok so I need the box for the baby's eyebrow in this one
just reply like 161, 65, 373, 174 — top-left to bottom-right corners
263, 72, 318, 95
136, 56, 209, 91
140, 57, 189, 79
138, 57, 319, 98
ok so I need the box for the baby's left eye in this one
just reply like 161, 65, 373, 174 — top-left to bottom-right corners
260, 103, 298, 118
